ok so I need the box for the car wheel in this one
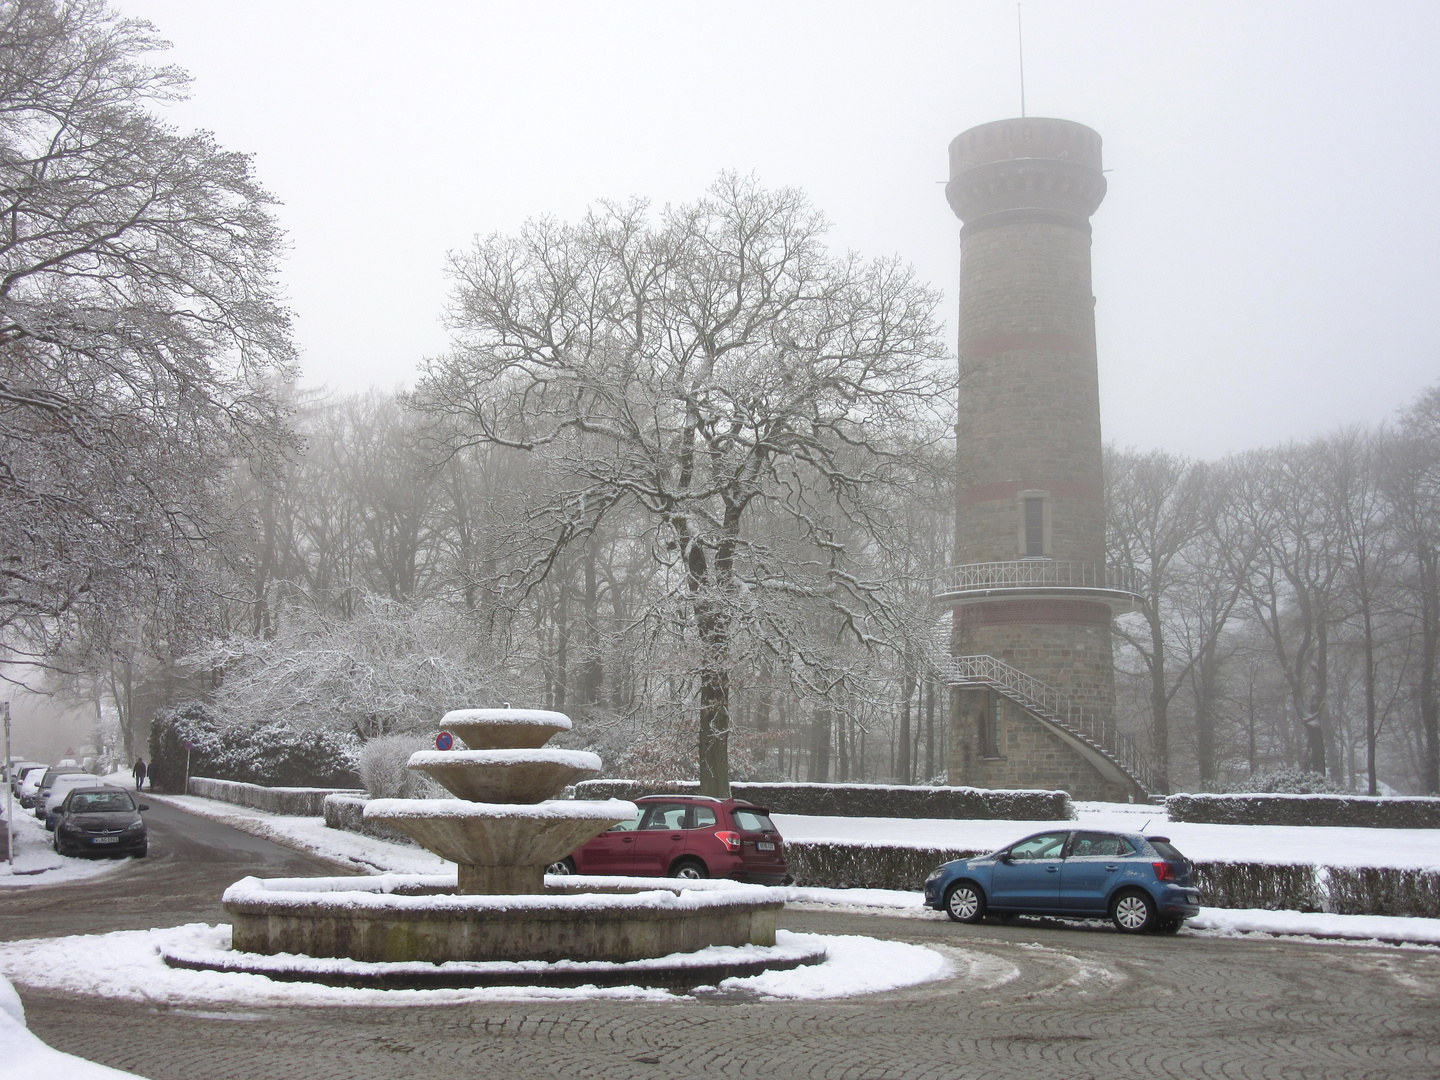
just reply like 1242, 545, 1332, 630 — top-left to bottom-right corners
545, 857, 576, 875
670, 858, 708, 880
1110, 890, 1157, 933
1155, 916, 1182, 935
943, 880, 986, 924
133, 844, 148, 859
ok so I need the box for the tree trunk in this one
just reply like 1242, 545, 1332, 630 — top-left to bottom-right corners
924, 677, 936, 782
808, 709, 831, 782
898, 667, 914, 784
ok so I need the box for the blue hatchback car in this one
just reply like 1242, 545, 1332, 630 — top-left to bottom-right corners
923, 829, 1202, 934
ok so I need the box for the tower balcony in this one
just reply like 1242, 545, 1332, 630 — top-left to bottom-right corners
934, 560, 1145, 613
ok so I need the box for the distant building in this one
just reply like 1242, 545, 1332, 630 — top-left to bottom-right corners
938, 117, 1154, 801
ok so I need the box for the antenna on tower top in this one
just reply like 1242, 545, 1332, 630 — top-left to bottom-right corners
1017, 4, 1026, 118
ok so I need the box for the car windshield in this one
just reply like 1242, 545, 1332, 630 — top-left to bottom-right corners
69, 791, 134, 813
732, 810, 776, 833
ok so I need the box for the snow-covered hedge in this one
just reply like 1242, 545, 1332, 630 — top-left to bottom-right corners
149, 701, 361, 793
1167, 792, 1440, 829
1327, 867, 1440, 919
573, 780, 1073, 821
188, 778, 365, 817
1190, 862, 1323, 912
322, 793, 418, 846
785, 841, 982, 890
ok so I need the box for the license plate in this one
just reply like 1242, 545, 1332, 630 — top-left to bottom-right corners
91, 836, 119, 844
756, 842, 775, 851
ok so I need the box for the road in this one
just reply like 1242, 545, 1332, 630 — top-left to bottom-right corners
3, 802, 1438, 1080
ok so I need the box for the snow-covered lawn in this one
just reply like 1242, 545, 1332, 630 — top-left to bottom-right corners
774, 800, 1440, 870
0, 799, 135, 890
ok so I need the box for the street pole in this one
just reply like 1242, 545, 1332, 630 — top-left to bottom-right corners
4, 702, 13, 868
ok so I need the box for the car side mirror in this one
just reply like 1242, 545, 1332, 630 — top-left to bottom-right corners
998, 853, 1013, 864
138, 803, 150, 811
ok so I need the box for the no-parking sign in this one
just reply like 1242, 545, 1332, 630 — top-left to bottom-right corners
435, 731, 454, 751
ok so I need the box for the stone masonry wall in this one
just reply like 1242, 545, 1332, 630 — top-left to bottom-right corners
948, 687, 1133, 803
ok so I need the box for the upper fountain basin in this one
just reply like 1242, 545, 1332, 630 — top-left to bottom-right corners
408, 748, 602, 804
442, 708, 572, 750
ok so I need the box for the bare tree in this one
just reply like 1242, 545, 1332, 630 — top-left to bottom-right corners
0, 0, 292, 672
416, 175, 950, 795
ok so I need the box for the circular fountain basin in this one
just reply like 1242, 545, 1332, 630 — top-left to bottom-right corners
219, 873, 789, 965
408, 748, 601, 804
364, 797, 634, 893
442, 708, 571, 750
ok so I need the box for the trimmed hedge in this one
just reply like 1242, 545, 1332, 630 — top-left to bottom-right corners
189, 777, 365, 817
1327, 867, 1440, 919
1167, 792, 1440, 829
323, 793, 418, 846
1190, 861, 1323, 912
785, 841, 981, 890
573, 779, 1073, 821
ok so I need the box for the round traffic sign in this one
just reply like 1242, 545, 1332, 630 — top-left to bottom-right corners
435, 731, 454, 751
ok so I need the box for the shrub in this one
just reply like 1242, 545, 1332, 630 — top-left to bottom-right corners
358, 734, 445, 799
1227, 767, 1347, 795
1190, 862, 1323, 912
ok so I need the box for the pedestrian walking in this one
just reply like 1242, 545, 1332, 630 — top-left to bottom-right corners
132, 757, 147, 791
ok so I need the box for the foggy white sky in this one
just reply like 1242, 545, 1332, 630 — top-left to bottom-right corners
120, 0, 1439, 459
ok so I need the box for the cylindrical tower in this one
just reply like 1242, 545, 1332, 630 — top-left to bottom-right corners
940, 117, 1150, 800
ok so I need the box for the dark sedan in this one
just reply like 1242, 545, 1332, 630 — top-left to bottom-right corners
923, 829, 1202, 934
52, 786, 150, 858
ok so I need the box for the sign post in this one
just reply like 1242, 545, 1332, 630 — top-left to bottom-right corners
183, 739, 195, 795
3, 702, 12, 868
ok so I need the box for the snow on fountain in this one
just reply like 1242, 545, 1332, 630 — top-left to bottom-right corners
181, 708, 816, 988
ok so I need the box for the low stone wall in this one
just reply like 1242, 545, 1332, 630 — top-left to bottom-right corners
323, 794, 418, 846
573, 780, 1073, 821
1167, 793, 1440, 829
188, 777, 366, 817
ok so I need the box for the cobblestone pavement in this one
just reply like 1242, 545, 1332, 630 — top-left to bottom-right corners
5, 805, 1440, 1080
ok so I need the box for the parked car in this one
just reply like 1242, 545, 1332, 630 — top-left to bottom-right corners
43, 772, 107, 829
923, 829, 1202, 934
9, 762, 44, 797
19, 767, 48, 808
52, 786, 149, 858
552, 795, 789, 885
31, 766, 86, 816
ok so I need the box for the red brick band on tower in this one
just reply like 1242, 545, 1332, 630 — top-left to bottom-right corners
944, 117, 1139, 801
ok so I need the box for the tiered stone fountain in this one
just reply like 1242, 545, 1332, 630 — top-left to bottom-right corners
189, 708, 806, 986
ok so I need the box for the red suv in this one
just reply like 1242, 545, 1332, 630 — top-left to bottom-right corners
552, 795, 788, 885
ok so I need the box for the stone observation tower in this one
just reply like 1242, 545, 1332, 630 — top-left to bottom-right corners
936, 117, 1154, 801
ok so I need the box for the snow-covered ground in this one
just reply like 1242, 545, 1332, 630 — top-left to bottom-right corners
774, 800, 1440, 870
0, 796, 134, 890
0, 924, 951, 1006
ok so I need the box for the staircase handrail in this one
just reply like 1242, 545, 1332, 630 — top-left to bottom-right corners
928, 649, 1158, 794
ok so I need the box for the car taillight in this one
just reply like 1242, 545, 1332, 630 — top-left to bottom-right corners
1153, 861, 1175, 882
716, 831, 741, 850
